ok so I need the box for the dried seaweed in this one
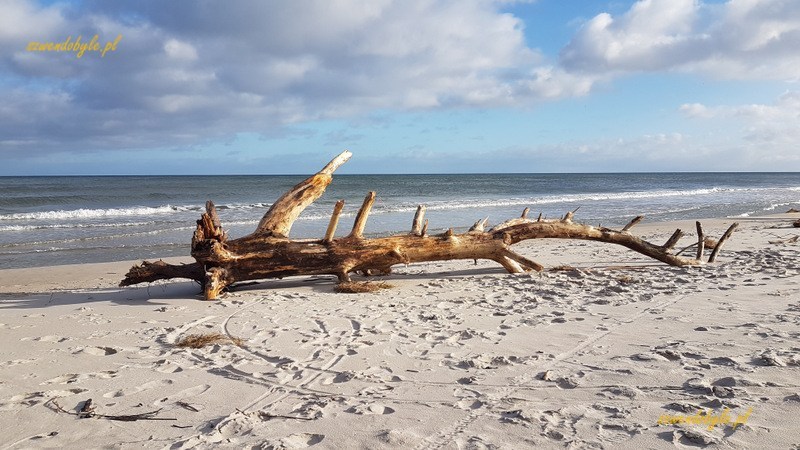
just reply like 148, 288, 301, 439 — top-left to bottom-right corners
175, 332, 244, 348
334, 281, 393, 293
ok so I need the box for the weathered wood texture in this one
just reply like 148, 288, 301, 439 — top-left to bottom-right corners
121, 151, 738, 300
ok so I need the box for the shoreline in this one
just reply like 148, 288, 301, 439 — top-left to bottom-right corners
2, 213, 796, 293
1, 213, 798, 448
4, 172, 800, 271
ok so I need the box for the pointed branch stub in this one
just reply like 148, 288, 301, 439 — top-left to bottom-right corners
350, 192, 376, 238
324, 200, 345, 243
254, 150, 352, 238
622, 216, 644, 233
708, 223, 738, 263
662, 229, 683, 251
469, 217, 489, 233
412, 205, 427, 236
695, 221, 705, 261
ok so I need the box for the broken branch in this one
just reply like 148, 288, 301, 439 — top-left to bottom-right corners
324, 200, 345, 243
350, 192, 376, 238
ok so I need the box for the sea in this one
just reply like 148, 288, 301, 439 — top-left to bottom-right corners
1, 173, 799, 269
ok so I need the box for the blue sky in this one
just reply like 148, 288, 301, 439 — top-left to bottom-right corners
1, 0, 799, 175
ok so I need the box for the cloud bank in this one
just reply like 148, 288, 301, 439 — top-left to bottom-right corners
1, 0, 546, 154
562, 0, 800, 80
1, 0, 799, 167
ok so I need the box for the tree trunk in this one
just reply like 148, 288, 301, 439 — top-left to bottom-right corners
121, 151, 738, 300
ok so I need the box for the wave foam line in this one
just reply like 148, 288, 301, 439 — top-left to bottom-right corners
367, 187, 746, 216
0, 202, 284, 222
0, 205, 201, 221
0, 226, 198, 248
0, 242, 185, 256
0, 221, 163, 232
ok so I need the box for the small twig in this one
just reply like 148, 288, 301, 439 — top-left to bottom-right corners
47, 399, 177, 422
176, 401, 200, 412
46, 398, 79, 417
235, 409, 315, 421
258, 412, 315, 421
675, 242, 698, 256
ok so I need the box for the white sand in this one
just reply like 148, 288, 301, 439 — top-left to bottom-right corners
1, 215, 799, 449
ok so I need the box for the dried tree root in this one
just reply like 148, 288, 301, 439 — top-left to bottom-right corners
121, 151, 739, 300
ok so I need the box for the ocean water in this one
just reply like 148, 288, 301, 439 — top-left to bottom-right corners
1, 173, 799, 269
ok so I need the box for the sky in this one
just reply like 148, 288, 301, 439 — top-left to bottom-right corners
1, 0, 799, 175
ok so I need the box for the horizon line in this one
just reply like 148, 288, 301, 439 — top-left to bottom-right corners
3, 170, 800, 177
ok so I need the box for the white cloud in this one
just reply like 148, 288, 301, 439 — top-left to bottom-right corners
679, 103, 712, 118
163, 39, 197, 60
1, 0, 575, 155
679, 91, 800, 121
524, 66, 597, 98
349, 131, 727, 173
562, 0, 800, 80
0, 0, 65, 41
678, 91, 800, 165
1, 0, 798, 167
561, 0, 703, 73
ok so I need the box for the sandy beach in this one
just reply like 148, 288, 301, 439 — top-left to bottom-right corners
1, 214, 799, 449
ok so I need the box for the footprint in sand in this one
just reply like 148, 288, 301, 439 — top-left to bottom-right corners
346, 402, 396, 415
757, 348, 800, 366
357, 385, 395, 397
320, 371, 356, 385
539, 370, 579, 389
289, 397, 342, 420
43, 370, 118, 385
21, 335, 70, 343
103, 379, 173, 398
375, 429, 419, 447
455, 399, 485, 410
151, 358, 183, 373
153, 384, 211, 407
598, 421, 645, 442
72, 346, 119, 356
275, 433, 325, 448
0, 388, 87, 410
0, 359, 36, 367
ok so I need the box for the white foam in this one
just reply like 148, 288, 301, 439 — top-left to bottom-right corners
0, 205, 198, 221
764, 201, 794, 211
0, 221, 160, 232
370, 187, 743, 216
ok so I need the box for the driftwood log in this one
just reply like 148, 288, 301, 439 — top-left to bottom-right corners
120, 151, 739, 300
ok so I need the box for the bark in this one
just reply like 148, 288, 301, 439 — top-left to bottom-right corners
118, 260, 204, 286
121, 151, 739, 300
